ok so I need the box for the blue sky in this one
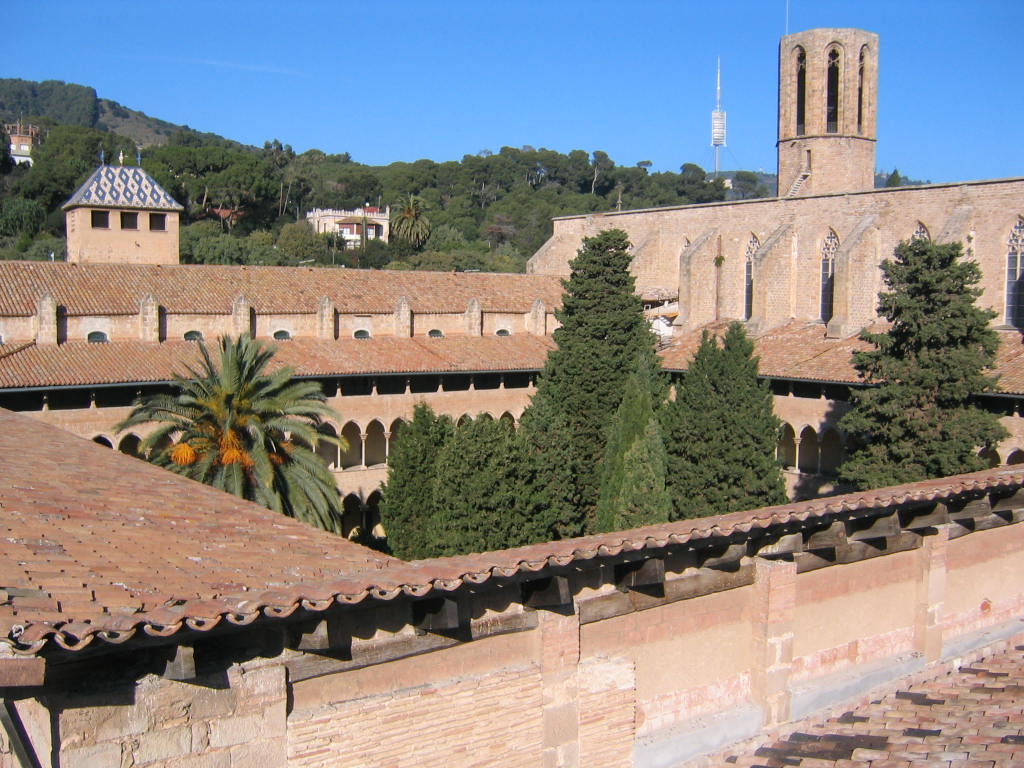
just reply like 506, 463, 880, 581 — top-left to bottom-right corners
7, 1, 1022, 183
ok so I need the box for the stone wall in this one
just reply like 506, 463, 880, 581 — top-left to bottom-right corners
8, 495, 1024, 768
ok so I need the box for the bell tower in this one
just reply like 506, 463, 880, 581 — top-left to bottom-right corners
777, 28, 878, 197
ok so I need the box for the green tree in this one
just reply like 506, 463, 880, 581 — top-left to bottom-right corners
0, 197, 46, 236
389, 194, 431, 249
115, 336, 345, 533
595, 356, 672, 532
661, 322, 786, 518
432, 417, 552, 555
378, 404, 454, 559
522, 229, 663, 535
839, 239, 1007, 489
885, 168, 903, 187
0, 125, 12, 174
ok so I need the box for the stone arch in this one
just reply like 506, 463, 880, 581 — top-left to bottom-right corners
794, 45, 807, 135
500, 411, 516, 427
819, 428, 844, 475
117, 433, 142, 458
911, 222, 930, 241
316, 422, 341, 469
477, 412, 494, 422
364, 420, 387, 466
978, 447, 1001, 468
150, 433, 172, 459
341, 494, 364, 539
87, 330, 109, 343
820, 228, 840, 323
457, 414, 473, 427
825, 43, 843, 133
857, 45, 868, 134
1008, 449, 1024, 466
366, 490, 385, 540
184, 330, 203, 342
92, 435, 113, 448
797, 425, 818, 473
273, 329, 292, 341
339, 421, 362, 468
777, 423, 797, 469
1005, 217, 1024, 328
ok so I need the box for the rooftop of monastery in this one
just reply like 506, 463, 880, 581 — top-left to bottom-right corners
0, 261, 564, 316
3, 406, 1023, 656
61, 164, 184, 211
725, 642, 1024, 767
0, 335, 556, 389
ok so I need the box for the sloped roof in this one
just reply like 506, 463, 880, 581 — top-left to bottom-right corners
0, 262, 564, 316
660, 321, 1024, 395
3, 405, 1023, 656
0, 336, 555, 389
62, 165, 183, 211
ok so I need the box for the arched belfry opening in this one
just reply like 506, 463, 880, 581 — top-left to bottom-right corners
777, 28, 878, 197
744, 234, 760, 321
825, 47, 841, 133
1006, 218, 1024, 328
795, 47, 807, 135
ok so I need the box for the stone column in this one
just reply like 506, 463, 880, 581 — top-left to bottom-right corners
914, 525, 949, 662
751, 557, 796, 727
35, 293, 57, 345
139, 293, 160, 342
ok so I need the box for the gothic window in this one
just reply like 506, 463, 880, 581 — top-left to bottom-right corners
857, 47, 867, 134
795, 47, 806, 135
1007, 219, 1024, 327
744, 234, 759, 321
912, 222, 930, 241
820, 230, 839, 322
826, 48, 841, 133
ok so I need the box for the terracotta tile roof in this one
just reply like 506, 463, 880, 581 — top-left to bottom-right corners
0, 336, 555, 389
0, 262, 564, 317
62, 165, 183, 211
4, 402, 1024, 656
725, 644, 1024, 767
659, 321, 1024, 395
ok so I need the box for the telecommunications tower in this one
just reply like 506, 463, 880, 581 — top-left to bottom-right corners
711, 58, 726, 178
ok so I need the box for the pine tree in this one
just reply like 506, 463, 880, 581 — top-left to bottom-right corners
378, 404, 453, 560
595, 355, 671, 532
662, 322, 786, 518
839, 239, 1006, 489
522, 229, 664, 535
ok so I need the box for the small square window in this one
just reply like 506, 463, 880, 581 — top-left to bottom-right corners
149, 213, 167, 231
120, 212, 138, 230
91, 210, 109, 229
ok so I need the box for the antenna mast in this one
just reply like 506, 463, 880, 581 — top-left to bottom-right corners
711, 58, 727, 178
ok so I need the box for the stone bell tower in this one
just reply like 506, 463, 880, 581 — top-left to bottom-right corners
777, 28, 878, 197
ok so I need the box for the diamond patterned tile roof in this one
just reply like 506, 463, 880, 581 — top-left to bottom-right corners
62, 165, 183, 211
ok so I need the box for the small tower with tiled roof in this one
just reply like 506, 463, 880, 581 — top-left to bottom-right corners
63, 163, 183, 265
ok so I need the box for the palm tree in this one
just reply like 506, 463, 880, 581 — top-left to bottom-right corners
116, 335, 346, 533
390, 194, 431, 249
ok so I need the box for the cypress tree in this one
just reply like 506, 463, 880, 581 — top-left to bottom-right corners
839, 239, 1007, 489
378, 403, 453, 560
595, 355, 671, 532
662, 322, 786, 518
433, 417, 551, 555
523, 229, 664, 535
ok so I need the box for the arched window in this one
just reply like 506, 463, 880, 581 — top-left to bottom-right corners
857, 46, 867, 134
273, 329, 291, 341
795, 47, 806, 135
820, 229, 840, 322
1007, 218, 1024, 327
87, 331, 109, 343
496, 328, 511, 337
353, 329, 371, 340
744, 234, 759, 321
183, 330, 203, 342
826, 47, 840, 133
428, 329, 444, 338
912, 222, 930, 241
